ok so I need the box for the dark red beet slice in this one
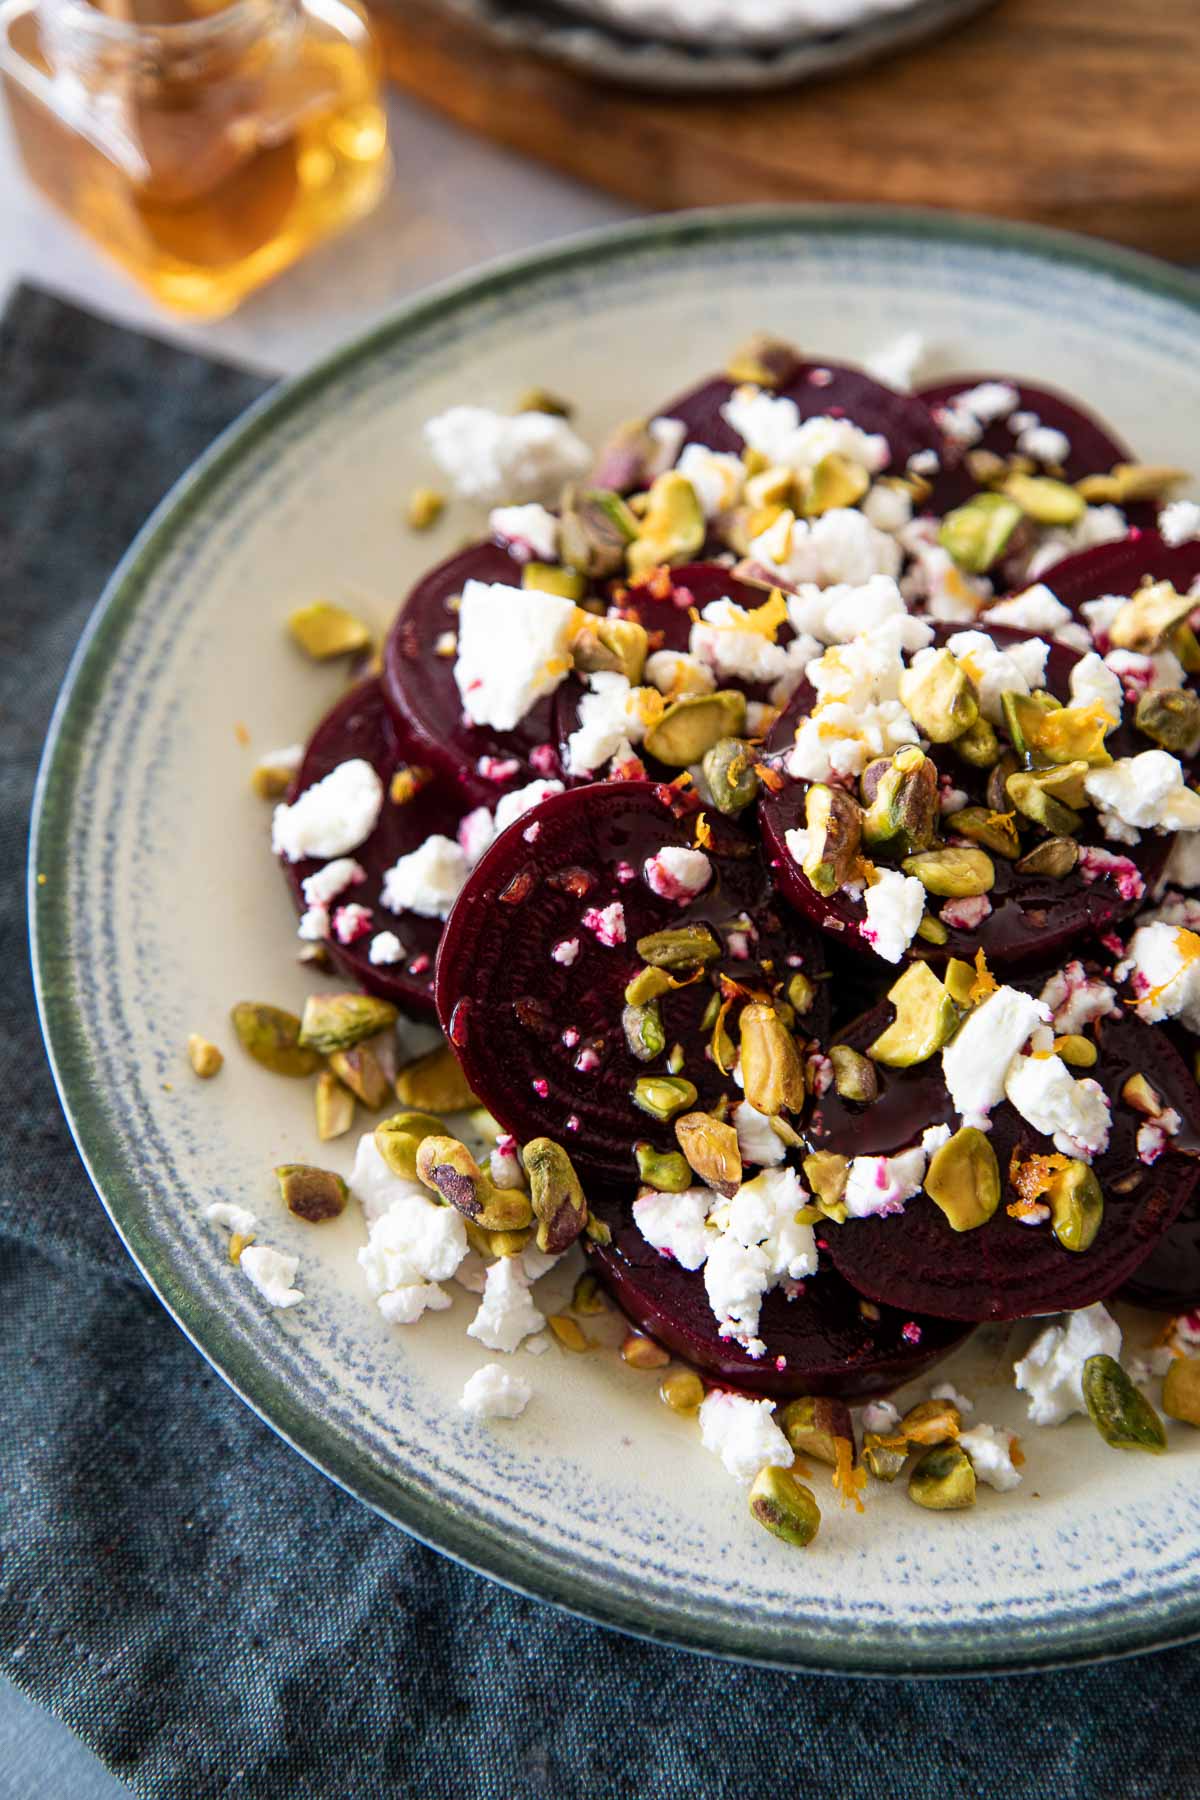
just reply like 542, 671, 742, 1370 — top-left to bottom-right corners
585, 1204, 971, 1401
434, 780, 829, 1188
1034, 530, 1200, 626
759, 624, 1172, 970
1120, 1197, 1200, 1313
818, 998, 1200, 1323
282, 679, 465, 1018
381, 541, 572, 808
915, 375, 1134, 517
655, 362, 944, 474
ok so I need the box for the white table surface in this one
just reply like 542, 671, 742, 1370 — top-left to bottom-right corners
1, 79, 634, 1798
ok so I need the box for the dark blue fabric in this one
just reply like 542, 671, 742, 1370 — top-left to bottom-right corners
3, 284, 1200, 1800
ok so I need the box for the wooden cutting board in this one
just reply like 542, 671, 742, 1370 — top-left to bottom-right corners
370, 0, 1200, 260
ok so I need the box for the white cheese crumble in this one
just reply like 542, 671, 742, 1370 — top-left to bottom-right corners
349, 1133, 422, 1227
949, 380, 1020, 425
843, 1124, 951, 1219
941, 631, 1049, 724
786, 573, 932, 653
863, 331, 928, 392
861, 869, 926, 964
1013, 1303, 1122, 1426
942, 986, 1051, 1128
1084, 751, 1200, 841
674, 443, 745, 517
643, 648, 716, 700
697, 1390, 793, 1485
1159, 499, 1200, 547
785, 623, 920, 783
632, 1187, 716, 1271
489, 503, 559, 561
861, 1398, 902, 1434
424, 405, 589, 505
1017, 423, 1070, 465
958, 1423, 1022, 1491
982, 584, 1072, 635
358, 1180, 468, 1322
749, 506, 901, 590
722, 387, 890, 477
1068, 651, 1123, 727
703, 1168, 817, 1358
301, 857, 365, 907
1003, 1053, 1111, 1161
239, 1244, 304, 1309
1038, 961, 1118, 1036
467, 1258, 545, 1354
1026, 505, 1128, 579
689, 597, 799, 690
861, 482, 913, 535
368, 930, 404, 966
493, 778, 564, 838
643, 845, 712, 902
272, 759, 384, 863
648, 415, 687, 474
566, 671, 649, 776
732, 1100, 787, 1168
206, 1202, 258, 1234
459, 1363, 533, 1421
454, 580, 578, 732
1119, 922, 1200, 1030
381, 834, 468, 920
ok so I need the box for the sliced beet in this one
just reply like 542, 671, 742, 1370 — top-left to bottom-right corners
915, 375, 1134, 516
434, 779, 829, 1189
654, 361, 945, 474
585, 1203, 971, 1401
818, 999, 1200, 1323
282, 679, 465, 1017
1034, 529, 1200, 623
759, 624, 1172, 970
381, 541, 572, 808
1120, 1199, 1200, 1313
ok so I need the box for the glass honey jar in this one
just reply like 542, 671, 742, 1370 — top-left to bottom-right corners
0, 0, 391, 316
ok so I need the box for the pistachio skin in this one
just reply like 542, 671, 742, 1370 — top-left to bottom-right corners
275, 1163, 349, 1223
231, 1003, 320, 1078
738, 1004, 807, 1117
394, 1044, 478, 1113
298, 993, 398, 1055
749, 1466, 821, 1548
1083, 1355, 1168, 1453
523, 1137, 588, 1253
1163, 1357, 1200, 1428
908, 1443, 977, 1510
779, 1396, 855, 1469
924, 1127, 1001, 1233
674, 1112, 742, 1197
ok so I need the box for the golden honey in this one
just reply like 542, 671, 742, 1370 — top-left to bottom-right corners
1, 0, 390, 315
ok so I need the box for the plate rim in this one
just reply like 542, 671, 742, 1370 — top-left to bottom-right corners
29, 203, 1200, 1677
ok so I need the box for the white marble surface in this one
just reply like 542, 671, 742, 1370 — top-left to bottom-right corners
1, 78, 633, 1799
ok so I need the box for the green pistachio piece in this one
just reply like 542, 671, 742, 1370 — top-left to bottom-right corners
1076, 463, 1189, 505
1172, 623, 1200, 674
374, 1110, 444, 1180
634, 1142, 693, 1192
1055, 1034, 1097, 1068
624, 965, 674, 1005
572, 615, 648, 683
938, 492, 1023, 574
863, 1431, 909, 1482
1015, 835, 1079, 878
902, 846, 995, 898
1082, 1354, 1168, 1452
627, 471, 706, 579
953, 716, 1002, 769
1003, 690, 1112, 768
946, 806, 1021, 860
560, 485, 639, 578
908, 1443, 977, 1510
230, 1002, 320, 1078
986, 751, 1021, 814
1000, 689, 1062, 758
674, 1112, 742, 1197
327, 1043, 391, 1109
1162, 1356, 1200, 1427
829, 1045, 878, 1103
924, 1127, 1001, 1232
803, 452, 870, 517
860, 746, 940, 855
738, 1004, 807, 1117
868, 962, 960, 1068
517, 387, 573, 417
643, 691, 747, 767
298, 992, 398, 1055
522, 562, 585, 601
916, 914, 949, 945
632, 1076, 699, 1122
725, 333, 803, 389
275, 1163, 349, 1223
523, 1137, 588, 1253
1108, 580, 1196, 654
802, 1150, 849, 1213
1002, 472, 1086, 524
899, 648, 980, 744
416, 1136, 533, 1231
315, 1069, 355, 1142
287, 601, 372, 660
778, 1395, 855, 1468
395, 1044, 479, 1113
703, 736, 761, 814
1136, 687, 1200, 758
1045, 1159, 1104, 1252
406, 486, 444, 530
1006, 763, 1088, 834
635, 924, 722, 969
943, 958, 977, 1005
802, 782, 863, 895
786, 971, 816, 1016
748, 1465, 821, 1548
900, 1398, 963, 1445
623, 999, 667, 1063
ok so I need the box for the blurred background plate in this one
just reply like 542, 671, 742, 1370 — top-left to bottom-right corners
550, 0, 961, 52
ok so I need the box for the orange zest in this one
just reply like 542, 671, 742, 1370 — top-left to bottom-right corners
968, 946, 999, 1005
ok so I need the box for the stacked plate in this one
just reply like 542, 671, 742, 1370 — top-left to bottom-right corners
429, 0, 996, 90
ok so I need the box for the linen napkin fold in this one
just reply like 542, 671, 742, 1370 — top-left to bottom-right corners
3, 284, 1199, 1800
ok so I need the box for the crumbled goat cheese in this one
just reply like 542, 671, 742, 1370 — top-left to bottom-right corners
301, 857, 366, 907
648, 415, 687, 474
1085, 751, 1200, 840
551, 937, 580, 966
458, 806, 496, 865
786, 573, 932, 653
690, 597, 798, 689
349, 1133, 425, 1227
1038, 962, 1118, 1036
643, 648, 716, 699
732, 1100, 787, 1168
940, 894, 992, 931
1014, 1304, 1122, 1426
1137, 1110, 1181, 1164
1016, 424, 1070, 465
459, 1363, 533, 1421
942, 986, 1051, 1127
861, 1398, 902, 1434
1163, 831, 1200, 893
581, 901, 625, 946
1159, 499, 1200, 547
703, 1168, 817, 1358
941, 631, 1049, 724
1104, 645, 1188, 705
424, 405, 589, 505
239, 1245, 304, 1310
488, 1140, 526, 1190
697, 1390, 793, 1485
377, 1284, 453, 1325
749, 506, 901, 590
861, 869, 926, 964
272, 759, 383, 862
1068, 651, 1123, 727
358, 1181, 468, 1322
982, 584, 1072, 635
494, 779, 563, 837
644, 845, 712, 901
722, 387, 890, 476
454, 1250, 489, 1294
930, 1381, 974, 1413
844, 1124, 950, 1220
381, 834, 468, 920
1004, 1054, 1111, 1160
786, 623, 920, 783
1077, 845, 1145, 901
864, 331, 928, 391
958, 1423, 1022, 1491
1119, 922, 1200, 1030
862, 482, 914, 534
566, 671, 650, 776
949, 380, 1020, 424
333, 903, 372, 945
206, 1202, 258, 1234
454, 580, 578, 732
1026, 505, 1127, 578
297, 905, 330, 941
675, 443, 745, 517
633, 1187, 717, 1271
467, 1258, 545, 1353
898, 517, 990, 622
489, 503, 559, 561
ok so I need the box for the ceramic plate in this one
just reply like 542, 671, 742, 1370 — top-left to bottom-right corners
31, 208, 1200, 1675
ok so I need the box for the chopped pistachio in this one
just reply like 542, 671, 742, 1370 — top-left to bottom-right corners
803, 452, 870, 517
1006, 763, 1088, 834
938, 492, 1023, 573
900, 1398, 962, 1446
228, 1231, 255, 1265
863, 1431, 909, 1482
1082, 1354, 1167, 1452
674, 1112, 742, 1197
298, 993, 398, 1055
1122, 1073, 1163, 1117
287, 601, 372, 660
406, 486, 445, 530
571, 1271, 608, 1315
623, 999, 666, 1063
187, 1034, 223, 1079
738, 1004, 807, 1116
1076, 463, 1189, 505
725, 332, 802, 388
748, 1465, 821, 1548
395, 1043, 478, 1113
416, 1136, 533, 1232
1002, 472, 1086, 524
621, 1332, 670, 1370
902, 846, 995, 898
465, 1220, 532, 1260
315, 1069, 355, 1141
953, 716, 1002, 769
522, 562, 585, 601
899, 648, 979, 744
1136, 688, 1200, 758
517, 386, 573, 417
908, 1443, 976, 1509
868, 962, 960, 1068
230, 1002, 320, 1078
829, 1045, 878, 1103
635, 1142, 693, 1192
250, 755, 299, 801
659, 1368, 706, 1414
632, 1075, 698, 1122
860, 746, 939, 855
703, 736, 760, 814
802, 783, 863, 895
573, 615, 648, 683
548, 1313, 591, 1353
328, 1043, 391, 1109
584, 1213, 612, 1247
636, 924, 722, 969
624, 965, 674, 1005
523, 1137, 588, 1253
275, 1162, 349, 1223
559, 485, 639, 578
374, 1110, 444, 1179
943, 958, 976, 1005
924, 1127, 1001, 1232
1045, 1159, 1103, 1252
1109, 580, 1197, 654
1162, 1356, 1200, 1428
644, 691, 747, 768
946, 806, 1021, 860
786, 971, 815, 1015
1054, 1034, 1098, 1069
627, 472, 705, 580
779, 1395, 855, 1468
1015, 835, 1079, 878
802, 1150, 849, 1211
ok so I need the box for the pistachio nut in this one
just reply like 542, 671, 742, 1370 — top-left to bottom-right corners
1001, 689, 1061, 758
953, 716, 1002, 769
406, 486, 444, 530
659, 1368, 706, 1414
938, 492, 1023, 574
1006, 763, 1089, 835
863, 1431, 909, 1482
916, 915, 949, 946
725, 333, 803, 389
230, 1002, 320, 1078
394, 1043, 478, 1113
899, 649, 980, 744
1055, 1034, 1098, 1068
946, 806, 1021, 860
374, 1110, 444, 1180
298, 992, 399, 1055
584, 1213, 612, 1247
924, 1126, 1001, 1232
559, 485, 639, 578
590, 417, 659, 493
644, 690, 747, 767
426, 1139, 533, 1234
943, 958, 977, 1006
632, 1075, 699, 1122
315, 1069, 355, 1142
900, 1399, 962, 1446
517, 386, 573, 417
779, 1395, 855, 1468
187, 1034, 223, 1079
275, 1162, 349, 1224
635, 1143, 693, 1192
522, 562, 586, 601
635, 924, 722, 969
1076, 463, 1188, 505
572, 614, 648, 683
829, 1045, 878, 1103
464, 1220, 532, 1260
1122, 1073, 1163, 1117
328, 1043, 391, 1109
287, 601, 372, 660
626, 472, 706, 580
1174, 623, 1200, 674
623, 999, 667, 1063
748, 1465, 821, 1548
250, 755, 299, 801
798, 1153, 846, 1217
621, 1331, 670, 1370
571, 1271, 608, 1315
1082, 1353, 1168, 1452
802, 782, 863, 896
786, 971, 816, 1016
1045, 1158, 1104, 1252
1162, 1356, 1200, 1428
1002, 473, 1086, 524
523, 1136, 588, 1253
986, 750, 1021, 815
703, 736, 761, 815
1015, 835, 1079, 878
738, 1003, 807, 1117
868, 961, 961, 1068
674, 1112, 742, 1197
624, 966, 674, 1006
902, 846, 995, 899
861, 746, 939, 856
908, 1443, 977, 1510
803, 452, 870, 517
1136, 687, 1200, 758
1109, 580, 1197, 654
548, 1313, 591, 1353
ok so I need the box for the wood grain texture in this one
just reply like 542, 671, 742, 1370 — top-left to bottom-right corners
369, 0, 1200, 258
